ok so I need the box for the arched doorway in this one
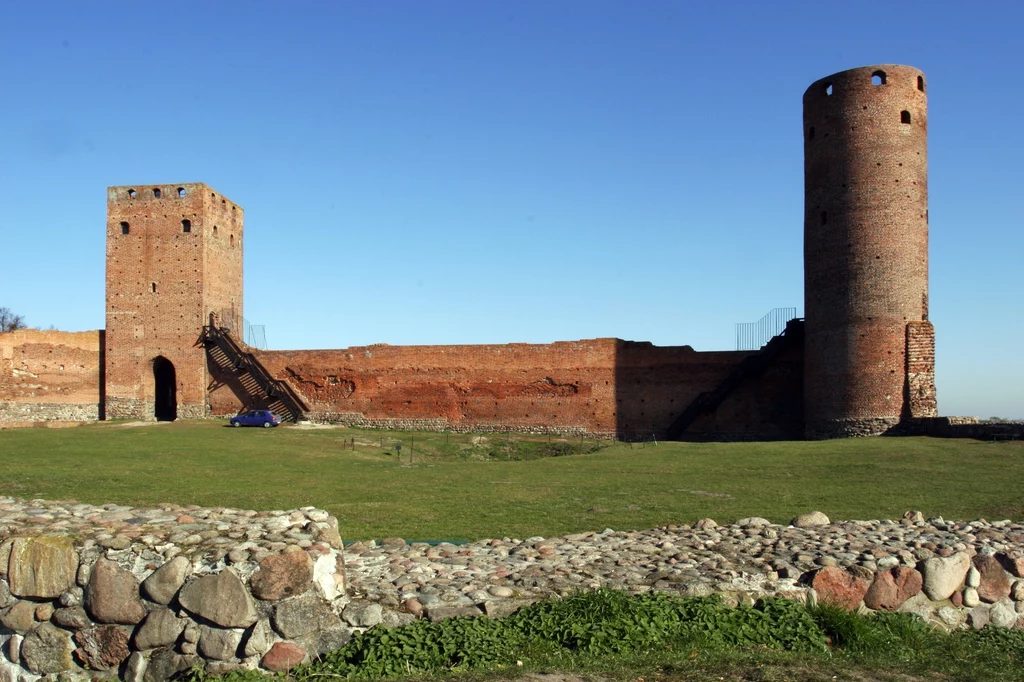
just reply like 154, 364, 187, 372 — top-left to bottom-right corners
153, 357, 177, 421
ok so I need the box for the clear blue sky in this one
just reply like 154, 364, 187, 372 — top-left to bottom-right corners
0, 1, 1020, 419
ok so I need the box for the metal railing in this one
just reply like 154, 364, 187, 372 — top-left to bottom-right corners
735, 307, 797, 350
243, 318, 267, 350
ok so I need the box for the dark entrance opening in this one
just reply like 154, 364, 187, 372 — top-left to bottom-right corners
153, 357, 177, 421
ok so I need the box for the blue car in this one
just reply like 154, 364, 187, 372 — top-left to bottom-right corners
230, 410, 282, 428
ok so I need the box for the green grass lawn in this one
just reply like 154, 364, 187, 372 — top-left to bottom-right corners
0, 420, 1021, 542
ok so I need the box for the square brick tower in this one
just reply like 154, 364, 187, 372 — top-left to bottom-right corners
105, 183, 243, 420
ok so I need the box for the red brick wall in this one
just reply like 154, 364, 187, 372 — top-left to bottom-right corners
0, 329, 103, 423
202, 339, 802, 438
105, 183, 243, 419
614, 342, 760, 438
803, 65, 930, 438
686, 335, 805, 440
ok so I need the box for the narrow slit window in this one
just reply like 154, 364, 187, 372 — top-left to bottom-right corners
120, 221, 130, 234
153, 188, 161, 198
181, 219, 192, 232
901, 110, 912, 124
917, 75, 925, 92
229, 234, 235, 247
151, 282, 157, 293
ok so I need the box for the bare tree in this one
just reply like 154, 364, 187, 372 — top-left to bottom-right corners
0, 307, 26, 333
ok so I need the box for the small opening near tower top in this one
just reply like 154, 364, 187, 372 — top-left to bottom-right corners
917, 75, 925, 92
128, 189, 136, 199
182, 219, 191, 233
120, 222, 129, 234
871, 70, 886, 86
153, 188, 161, 198
824, 82, 833, 96
901, 110, 912, 124
177, 187, 186, 198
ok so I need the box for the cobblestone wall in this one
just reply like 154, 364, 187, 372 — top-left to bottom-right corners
4, 499, 1024, 682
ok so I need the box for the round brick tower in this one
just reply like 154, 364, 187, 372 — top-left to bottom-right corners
803, 64, 931, 438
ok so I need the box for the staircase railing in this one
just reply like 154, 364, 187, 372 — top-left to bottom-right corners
666, 318, 804, 439
199, 321, 308, 422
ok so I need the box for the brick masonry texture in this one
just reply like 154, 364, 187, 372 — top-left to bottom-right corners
906, 321, 937, 418
212, 340, 792, 438
104, 184, 242, 420
803, 65, 931, 438
0, 330, 102, 423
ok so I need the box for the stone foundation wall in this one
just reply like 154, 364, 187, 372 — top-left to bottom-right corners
104, 397, 152, 421
805, 416, 901, 439
305, 411, 607, 437
0, 403, 100, 425
4, 499, 1024, 682
0, 500, 348, 682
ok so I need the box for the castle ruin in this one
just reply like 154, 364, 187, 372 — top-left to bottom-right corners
0, 65, 943, 440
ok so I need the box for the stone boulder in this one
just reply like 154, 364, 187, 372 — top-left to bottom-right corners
133, 608, 185, 650
72, 625, 132, 671
0, 578, 13, 609
973, 555, 1013, 603
20, 623, 75, 674
7, 537, 78, 599
272, 591, 343, 639
197, 625, 243, 661
250, 551, 313, 601
792, 511, 830, 528
811, 567, 869, 610
143, 647, 199, 682
178, 569, 257, 628
864, 567, 922, 610
997, 552, 1024, 578
242, 620, 274, 658
921, 552, 971, 601
141, 556, 192, 605
86, 557, 146, 624
52, 606, 91, 630
261, 641, 306, 672
990, 599, 1018, 629
0, 600, 38, 634
341, 600, 382, 628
